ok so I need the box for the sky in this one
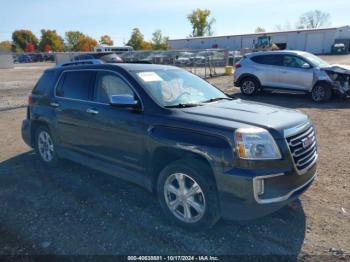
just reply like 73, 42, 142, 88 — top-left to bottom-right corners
0, 0, 349, 45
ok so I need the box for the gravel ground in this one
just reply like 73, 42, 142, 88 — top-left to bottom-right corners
0, 56, 349, 259
0, 63, 53, 110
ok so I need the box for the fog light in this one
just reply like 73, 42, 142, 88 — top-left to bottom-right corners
254, 178, 264, 196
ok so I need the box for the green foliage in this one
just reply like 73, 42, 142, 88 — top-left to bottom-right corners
12, 29, 39, 52
151, 30, 168, 50
100, 35, 114, 46
187, 9, 215, 37
126, 28, 145, 50
65, 31, 85, 51
39, 29, 64, 52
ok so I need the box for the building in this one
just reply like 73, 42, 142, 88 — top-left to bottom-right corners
168, 26, 350, 54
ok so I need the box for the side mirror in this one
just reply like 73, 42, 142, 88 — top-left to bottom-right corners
110, 95, 139, 109
301, 63, 311, 69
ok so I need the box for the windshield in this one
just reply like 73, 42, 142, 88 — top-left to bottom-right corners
133, 69, 228, 107
303, 53, 330, 67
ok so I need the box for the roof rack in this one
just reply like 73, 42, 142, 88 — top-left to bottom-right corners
56, 59, 104, 67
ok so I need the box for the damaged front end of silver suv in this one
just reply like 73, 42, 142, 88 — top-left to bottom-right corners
322, 65, 350, 97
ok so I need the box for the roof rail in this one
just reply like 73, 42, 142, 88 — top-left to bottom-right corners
56, 59, 104, 67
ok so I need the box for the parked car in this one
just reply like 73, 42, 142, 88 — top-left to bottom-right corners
234, 50, 350, 102
74, 52, 123, 63
175, 52, 193, 65
22, 63, 317, 229
17, 54, 32, 63
331, 43, 346, 55
43, 53, 55, 62
28, 53, 44, 62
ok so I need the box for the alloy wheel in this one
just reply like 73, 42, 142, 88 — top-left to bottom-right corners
164, 173, 206, 223
37, 131, 54, 162
242, 80, 256, 94
312, 85, 325, 102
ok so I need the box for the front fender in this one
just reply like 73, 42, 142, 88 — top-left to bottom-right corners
148, 125, 234, 172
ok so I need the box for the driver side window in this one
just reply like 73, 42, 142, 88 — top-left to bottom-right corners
94, 72, 134, 104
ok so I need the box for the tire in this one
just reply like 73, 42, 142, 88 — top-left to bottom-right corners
157, 158, 220, 230
34, 126, 59, 166
240, 77, 259, 96
311, 83, 332, 102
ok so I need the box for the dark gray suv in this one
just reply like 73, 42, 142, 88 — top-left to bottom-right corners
22, 63, 318, 229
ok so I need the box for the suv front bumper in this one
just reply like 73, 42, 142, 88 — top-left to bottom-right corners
216, 163, 317, 220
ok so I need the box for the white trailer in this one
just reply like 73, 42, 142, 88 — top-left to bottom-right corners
94, 45, 133, 53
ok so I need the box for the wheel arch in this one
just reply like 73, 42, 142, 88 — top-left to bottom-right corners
150, 147, 217, 193
236, 73, 262, 88
312, 80, 333, 92
30, 120, 51, 146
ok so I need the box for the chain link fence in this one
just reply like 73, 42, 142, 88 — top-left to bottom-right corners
54, 48, 243, 78
120, 49, 231, 78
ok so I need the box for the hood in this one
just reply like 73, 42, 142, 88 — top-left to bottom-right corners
182, 99, 309, 137
322, 64, 350, 74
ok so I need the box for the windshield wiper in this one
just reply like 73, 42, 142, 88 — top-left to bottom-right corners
202, 97, 233, 103
165, 103, 203, 108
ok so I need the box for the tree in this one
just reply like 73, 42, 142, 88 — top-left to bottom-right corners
100, 35, 114, 46
43, 44, 52, 53
65, 31, 85, 51
140, 41, 152, 50
297, 10, 331, 29
12, 29, 38, 52
126, 28, 145, 50
0, 41, 12, 50
151, 30, 168, 50
187, 9, 216, 37
274, 21, 292, 31
255, 27, 266, 33
75, 35, 98, 51
39, 29, 64, 52
25, 42, 35, 53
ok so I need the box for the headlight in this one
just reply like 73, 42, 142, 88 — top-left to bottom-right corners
235, 127, 281, 160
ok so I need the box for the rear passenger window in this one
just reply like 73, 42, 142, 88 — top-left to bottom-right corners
56, 71, 95, 100
251, 55, 283, 66
93, 72, 134, 104
33, 71, 56, 95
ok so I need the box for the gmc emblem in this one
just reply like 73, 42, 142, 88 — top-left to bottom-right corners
302, 136, 313, 148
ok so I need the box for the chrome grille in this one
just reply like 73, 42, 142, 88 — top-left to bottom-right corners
286, 125, 317, 174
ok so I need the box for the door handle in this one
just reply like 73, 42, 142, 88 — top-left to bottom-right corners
86, 108, 99, 115
50, 102, 60, 108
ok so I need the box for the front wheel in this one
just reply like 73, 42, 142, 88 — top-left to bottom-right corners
157, 159, 220, 230
311, 84, 332, 102
240, 77, 259, 96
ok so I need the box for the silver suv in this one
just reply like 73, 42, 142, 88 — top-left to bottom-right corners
234, 50, 350, 102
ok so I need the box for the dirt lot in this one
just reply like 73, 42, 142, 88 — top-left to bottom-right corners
0, 56, 349, 259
